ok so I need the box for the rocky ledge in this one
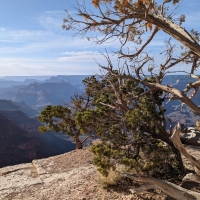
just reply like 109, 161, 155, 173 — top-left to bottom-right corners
3, 147, 199, 200
0, 149, 99, 200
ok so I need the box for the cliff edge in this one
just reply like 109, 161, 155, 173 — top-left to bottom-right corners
3, 147, 199, 200
0, 149, 99, 200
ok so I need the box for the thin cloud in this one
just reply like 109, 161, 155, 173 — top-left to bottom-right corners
0, 28, 53, 43
57, 51, 118, 63
37, 10, 66, 31
0, 56, 100, 76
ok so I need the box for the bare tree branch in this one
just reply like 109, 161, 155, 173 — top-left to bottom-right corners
170, 123, 200, 175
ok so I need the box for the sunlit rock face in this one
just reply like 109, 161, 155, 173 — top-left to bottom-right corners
12, 82, 82, 111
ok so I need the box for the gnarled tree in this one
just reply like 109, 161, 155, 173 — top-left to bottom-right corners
54, 0, 200, 198
77, 73, 185, 178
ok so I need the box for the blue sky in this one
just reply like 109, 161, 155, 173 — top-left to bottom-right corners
0, 0, 199, 76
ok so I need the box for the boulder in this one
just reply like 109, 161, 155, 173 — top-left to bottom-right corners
181, 127, 200, 146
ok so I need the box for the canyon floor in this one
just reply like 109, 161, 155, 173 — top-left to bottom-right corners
0, 146, 200, 200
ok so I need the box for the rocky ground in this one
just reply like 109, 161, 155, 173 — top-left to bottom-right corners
0, 146, 200, 200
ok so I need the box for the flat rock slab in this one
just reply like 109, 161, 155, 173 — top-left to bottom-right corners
0, 149, 98, 200
2, 147, 197, 200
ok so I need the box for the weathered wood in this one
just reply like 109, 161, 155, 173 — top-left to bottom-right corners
170, 123, 200, 175
122, 172, 200, 200
183, 173, 200, 184
129, 183, 158, 193
119, 122, 200, 200
146, 14, 200, 57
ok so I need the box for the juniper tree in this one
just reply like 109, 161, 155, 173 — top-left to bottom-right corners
75, 73, 184, 178
40, 0, 200, 198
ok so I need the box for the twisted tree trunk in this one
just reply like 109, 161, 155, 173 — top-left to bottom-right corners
121, 123, 200, 200
74, 133, 83, 149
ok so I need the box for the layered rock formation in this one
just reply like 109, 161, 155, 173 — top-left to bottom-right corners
0, 110, 40, 132
0, 113, 75, 168
8, 82, 82, 111
0, 114, 43, 168
0, 99, 38, 117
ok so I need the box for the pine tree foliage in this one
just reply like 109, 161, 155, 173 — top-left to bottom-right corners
75, 73, 182, 178
38, 99, 94, 149
39, 105, 77, 137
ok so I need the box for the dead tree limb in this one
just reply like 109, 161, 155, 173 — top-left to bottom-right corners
120, 172, 200, 200
170, 123, 200, 175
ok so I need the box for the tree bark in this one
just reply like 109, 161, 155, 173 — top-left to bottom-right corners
74, 133, 83, 149
146, 14, 200, 57
124, 173, 200, 200
134, 78, 200, 116
183, 173, 200, 184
